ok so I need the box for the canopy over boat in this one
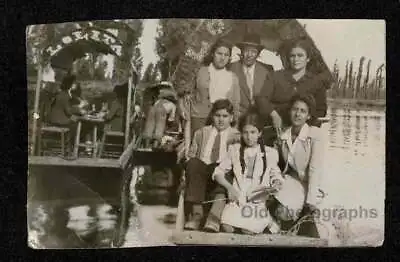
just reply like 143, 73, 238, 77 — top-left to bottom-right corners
29, 25, 139, 155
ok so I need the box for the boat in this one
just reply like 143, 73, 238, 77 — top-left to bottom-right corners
28, 19, 340, 248
120, 116, 334, 247
27, 24, 140, 248
119, 19, 336, 247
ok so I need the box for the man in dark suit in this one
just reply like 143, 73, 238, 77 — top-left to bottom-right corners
230, 33, 274, 116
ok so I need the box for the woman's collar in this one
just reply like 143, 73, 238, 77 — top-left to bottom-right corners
209, 63, 227, 73
284, 69, 314, 81
280, 123, 310, 141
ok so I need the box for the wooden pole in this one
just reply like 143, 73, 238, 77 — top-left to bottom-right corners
124, 75, 133, 149
31, 59, 43, 155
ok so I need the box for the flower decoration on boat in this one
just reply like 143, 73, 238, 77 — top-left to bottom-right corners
205, 19, 226, 36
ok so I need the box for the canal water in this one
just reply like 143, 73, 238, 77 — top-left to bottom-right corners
27, 105, 386, 248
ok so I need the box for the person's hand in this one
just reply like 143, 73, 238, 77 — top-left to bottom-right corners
271, 179, 283, 191
270, 110, 282, 136
177, 174, 186, 193
70, 115, 78, 122
227, 187, 241, 204
247, 185, 277, 202
79, 100, 89, 109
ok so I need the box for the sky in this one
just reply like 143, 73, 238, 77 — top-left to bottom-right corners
138, 19, 385, 78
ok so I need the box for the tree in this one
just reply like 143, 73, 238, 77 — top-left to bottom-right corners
375, 64, 385, 99
155, 19, 201, 81
348, 60, 354, 97
363, 59, 371, 99
132, 46, 143, 77
142, 63, 155, 83
355, 56, 365, 99
343, 60, 349, 98
112, 20, 144, 82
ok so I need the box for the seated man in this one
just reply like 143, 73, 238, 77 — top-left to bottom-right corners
184, 99, 240, 231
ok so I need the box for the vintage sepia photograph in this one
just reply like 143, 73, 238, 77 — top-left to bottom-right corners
27, 19, 385, 248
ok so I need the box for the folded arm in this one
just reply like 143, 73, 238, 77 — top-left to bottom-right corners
212, 147, 235, 190
187, 129, 200, 159
268, 148, 285, 186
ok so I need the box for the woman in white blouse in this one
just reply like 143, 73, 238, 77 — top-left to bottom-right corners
273, 94, 324, 236
185, 38, 240, 137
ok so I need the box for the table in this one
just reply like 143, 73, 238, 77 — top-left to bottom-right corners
73, 115, 105, 158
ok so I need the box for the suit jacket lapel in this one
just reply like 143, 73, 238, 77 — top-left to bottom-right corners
236, 65, 251, 102
253, 63, 267, 96
295, 138, 311, 173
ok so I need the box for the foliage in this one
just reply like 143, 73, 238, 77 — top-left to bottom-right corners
142, 63, 155, 83
155, 19, 201, 81
155, 19, 231, 94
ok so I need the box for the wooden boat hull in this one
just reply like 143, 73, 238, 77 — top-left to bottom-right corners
170, 230, 328, 247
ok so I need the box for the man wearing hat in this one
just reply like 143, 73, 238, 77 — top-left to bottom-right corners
142, 81, 178, 149
230, 33, 274, 116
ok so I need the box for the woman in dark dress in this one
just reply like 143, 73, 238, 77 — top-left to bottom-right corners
256, 39, 331, 136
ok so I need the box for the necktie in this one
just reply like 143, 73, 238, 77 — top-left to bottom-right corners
245, 68, 254, 103
210, 132, 221, 163
246, 155, 257, 179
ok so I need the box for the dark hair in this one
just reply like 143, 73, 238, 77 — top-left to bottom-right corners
205, 99, 234, 126
289, 93, 316, 123
202, 38, 233, 67
237, 111, 267, 180
60, 74, 77, 91
280, 38, 316, 70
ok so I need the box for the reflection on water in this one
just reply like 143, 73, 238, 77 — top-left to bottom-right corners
28, 202, 120, 248
322, 107, 385, 236
27, 106, 385, 248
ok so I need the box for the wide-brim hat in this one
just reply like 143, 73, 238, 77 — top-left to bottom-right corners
151, 81, 174, 90
236, 33, 264, 51
158, 88, 178, 102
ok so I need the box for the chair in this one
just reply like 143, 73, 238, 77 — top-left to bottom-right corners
97, 125, 125, 158
36, 90, 71, 156
37, 123, 71, 156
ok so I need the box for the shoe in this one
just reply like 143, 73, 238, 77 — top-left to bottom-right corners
152, 140, 161, 149
184, 216, 202, 231
203, 219, 220, 233
184, 219, 201, 231
203, 212, 220, 233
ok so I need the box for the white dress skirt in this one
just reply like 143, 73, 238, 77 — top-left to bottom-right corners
221, 200, 279, 234
220, 177, 279, 234
215, 145, 284, 234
